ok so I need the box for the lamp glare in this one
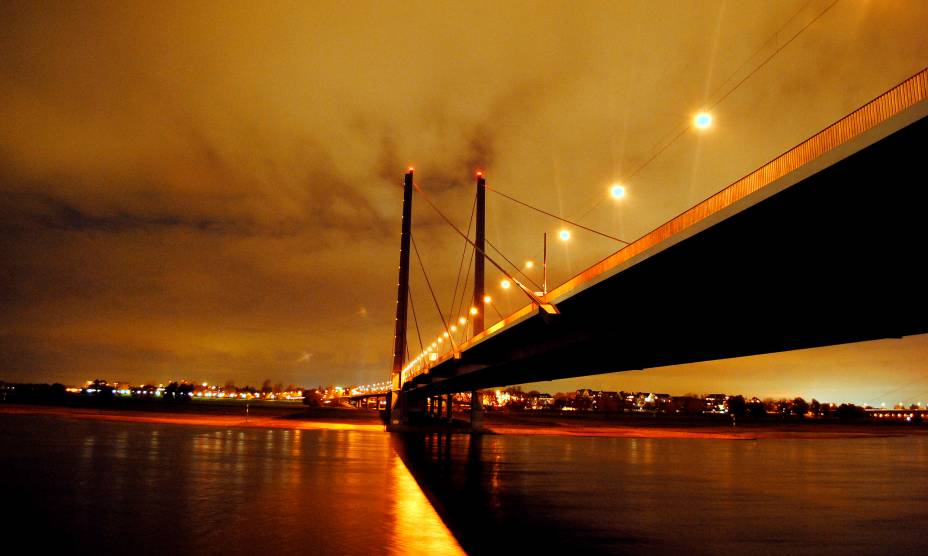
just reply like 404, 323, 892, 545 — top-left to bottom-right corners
694, 112, 712, 129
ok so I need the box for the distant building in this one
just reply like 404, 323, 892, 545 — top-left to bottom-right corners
705, 394, 728, 414
866, 409, 925, 422
528, 393, 554, 410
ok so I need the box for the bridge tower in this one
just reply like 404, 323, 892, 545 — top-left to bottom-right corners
388, 168, 486, 431
470, 172, 486, 429
389, 169, 414, 425
473, 171, 486, 333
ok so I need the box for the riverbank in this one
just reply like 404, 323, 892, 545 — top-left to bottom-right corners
0, 404, 385, 432
3, 402, 925, 439
482, 412, 925, 439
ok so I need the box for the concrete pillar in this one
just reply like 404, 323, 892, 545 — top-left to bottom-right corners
470, 390, 483, 430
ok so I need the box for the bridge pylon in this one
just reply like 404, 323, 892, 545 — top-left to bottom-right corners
470, 171, 486, 430
386, 168, 487, 433
388, 169, 414, 427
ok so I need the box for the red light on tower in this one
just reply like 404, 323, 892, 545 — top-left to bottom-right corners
407, 166, 415, 173
475, 170, 483, 178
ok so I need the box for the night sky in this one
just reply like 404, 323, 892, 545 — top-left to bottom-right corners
1, 1, 926, 404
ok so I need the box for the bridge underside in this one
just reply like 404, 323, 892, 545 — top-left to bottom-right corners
406, 108, 928, 399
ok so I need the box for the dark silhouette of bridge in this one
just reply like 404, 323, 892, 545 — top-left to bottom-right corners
386, 69, 928, 429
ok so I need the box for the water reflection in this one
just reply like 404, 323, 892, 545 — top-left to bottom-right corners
388, 455, 465, 555
392, 433, 928, 554
3, 414, 927, 555
391, 433, 628, 554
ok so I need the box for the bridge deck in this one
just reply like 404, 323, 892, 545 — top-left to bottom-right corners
404, 68, 928, 397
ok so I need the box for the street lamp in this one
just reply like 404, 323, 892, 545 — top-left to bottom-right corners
526, 233, 549, 296
694, 112, 712, 129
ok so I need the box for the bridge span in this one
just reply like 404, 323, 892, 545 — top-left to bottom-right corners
390, 69, 928, 423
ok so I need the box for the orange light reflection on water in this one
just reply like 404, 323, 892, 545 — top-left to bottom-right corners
388, 455, 465, 556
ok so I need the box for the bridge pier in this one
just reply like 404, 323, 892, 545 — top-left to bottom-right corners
387, 389, 484, 433
470, 390, 483, 430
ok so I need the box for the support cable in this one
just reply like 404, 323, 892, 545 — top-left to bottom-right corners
458, 281, 474, 341
393, 0, 837, 373
389, 176, 478, 342
707, 0, 838, 112
864, 374, 928, 407
485, 237, 542, 292
488, 300, 505, 322
576, 0, 838, 223
407, 285, 424, 354
447, 196, 478, 325
455, 245, 475, 319
411, 233, 457, 353
412, 180, 553, 310
484, 184, 630, 244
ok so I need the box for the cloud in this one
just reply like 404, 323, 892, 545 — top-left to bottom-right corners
0, 0, 926, 393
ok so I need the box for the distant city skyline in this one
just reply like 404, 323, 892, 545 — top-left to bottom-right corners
5, 332, 926, 408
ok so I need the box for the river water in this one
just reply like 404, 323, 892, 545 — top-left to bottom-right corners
1, 413, 926, 554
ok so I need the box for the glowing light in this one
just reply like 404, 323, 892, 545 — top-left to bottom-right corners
407, 166, 415, 172
437, 337, 443, 344
476, 170, 483, 177
500, 279, 511, 289
694, 112, 712, 129
450, 325, 457, 332
483, 295, 492, 303
459, 317, 467, 325
525, 260, 534, 269
610, 184, 625, 199
559, 229, 570, 241
469, 307, 478, 315
443, 331, 449, 338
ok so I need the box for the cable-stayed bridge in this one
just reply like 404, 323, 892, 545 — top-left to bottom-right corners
384, 69, 928, 429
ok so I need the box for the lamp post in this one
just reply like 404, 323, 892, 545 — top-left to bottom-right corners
543, 232, 548, 296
